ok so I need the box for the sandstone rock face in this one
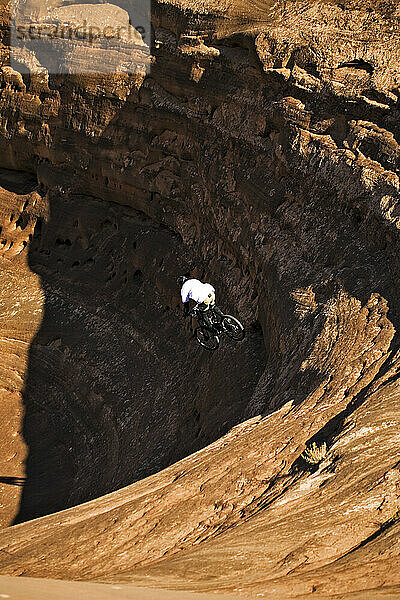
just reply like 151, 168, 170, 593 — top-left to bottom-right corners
0, 0, 400, 598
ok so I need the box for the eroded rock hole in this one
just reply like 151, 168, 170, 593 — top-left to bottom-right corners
15, 190, 267, 523
55, 238, 72, 247
15, 214, 28, 230
0, 168, 38, 195
337, 59, 374, 74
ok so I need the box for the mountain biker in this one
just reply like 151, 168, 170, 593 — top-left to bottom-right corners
177, 275, 224, 330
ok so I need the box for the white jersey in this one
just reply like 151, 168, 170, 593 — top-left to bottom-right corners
181, 279, 215, 304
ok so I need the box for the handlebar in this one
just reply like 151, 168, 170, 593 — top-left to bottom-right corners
189, 304, 214, 317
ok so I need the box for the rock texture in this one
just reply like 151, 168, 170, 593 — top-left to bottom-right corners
0, 0, 400, 598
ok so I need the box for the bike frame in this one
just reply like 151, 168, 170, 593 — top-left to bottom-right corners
193, 306, 222, 329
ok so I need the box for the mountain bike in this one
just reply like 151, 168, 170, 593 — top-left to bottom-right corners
190, 305, 245, 350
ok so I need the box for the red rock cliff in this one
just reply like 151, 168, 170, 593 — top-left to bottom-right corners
0, 0, 400, 597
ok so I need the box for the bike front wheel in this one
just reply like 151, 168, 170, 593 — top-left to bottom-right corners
222, 315, 245, 341
195, 326, 220, 350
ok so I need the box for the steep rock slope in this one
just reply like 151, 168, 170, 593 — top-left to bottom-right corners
0, 0, 400, 597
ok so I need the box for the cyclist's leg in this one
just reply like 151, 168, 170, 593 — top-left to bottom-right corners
199, 303, 213, 329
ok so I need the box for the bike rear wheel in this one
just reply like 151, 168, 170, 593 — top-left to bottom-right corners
222, 315, 245, 341
195, 326, 220, 350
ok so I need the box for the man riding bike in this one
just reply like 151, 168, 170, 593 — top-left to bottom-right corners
177, 275, 224, 330
177, 275, 245, 349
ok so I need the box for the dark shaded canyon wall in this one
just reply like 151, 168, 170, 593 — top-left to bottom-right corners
0, 170, 266, 524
